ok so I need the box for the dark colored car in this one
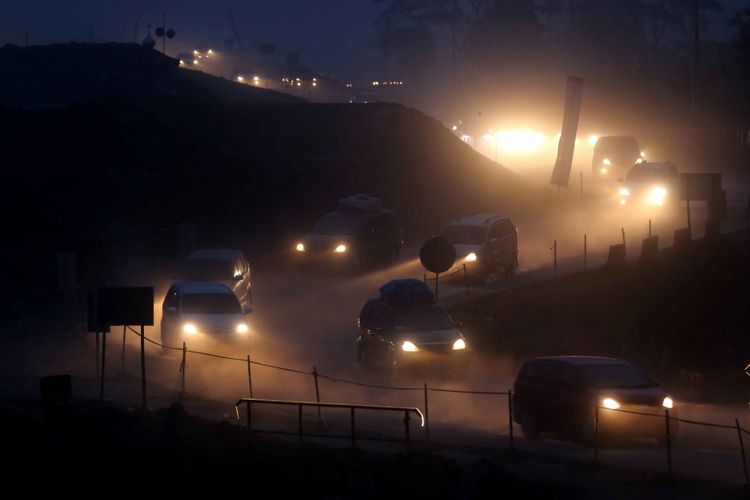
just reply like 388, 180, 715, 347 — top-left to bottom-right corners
512, 356, 676, 443
357, 280, 469, 377
179, 249, 253, 309
617, 161, 681, 208
592, 136, 643, 179
294, 196, 402, 272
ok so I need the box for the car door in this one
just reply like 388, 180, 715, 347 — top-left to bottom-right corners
496, 220, 518, 270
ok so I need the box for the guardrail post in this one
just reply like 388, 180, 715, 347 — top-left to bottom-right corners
736, 418, 749, 486
351, 407, 356, 448
649, 219, 652, 238
423, 383, 430, 442
99, 329, 107, 401
507, 390, 514, 450
298, 403, 303, 445
665, 409, 673, 476
403, 410, 411, 454
95, 330, 100, 378
180, 341, 186, 397
313, 366, 322, 423
121, 325, 126, 370
247, 354, 254, 398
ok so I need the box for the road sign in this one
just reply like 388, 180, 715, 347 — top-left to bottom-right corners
420, 237, 456, 274
551, 75, 584, 188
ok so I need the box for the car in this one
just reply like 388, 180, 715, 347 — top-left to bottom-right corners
160, 281, 251, 347
442, 214, 518, 282
177, 52, 198, 67
356, 279, 469, 377
193, 44, 213, 59
294, 194, 402, 273
512, 356, 676, 444
617, 161, 681, 208
179, 249, 252, 308
592, 136, 644, 178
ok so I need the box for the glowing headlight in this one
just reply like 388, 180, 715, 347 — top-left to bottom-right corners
602, 398, 620, 410
452, 338, 466, 350
602, 158, 612, 166
183, 323, 197, 335
295, 243, 305, 252
662, 397, 674, 409
648, 187, 667, 205
465, 252, 477, 262
619, 187, 630, 196
236, 323, 249, 334
335, 244, 347, 253
401, 341, 418, 352
619, 199, 626, 205
600, 167, 608, 174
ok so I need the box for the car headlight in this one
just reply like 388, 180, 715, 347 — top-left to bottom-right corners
619, 187, 630, 196
465, 252, 477, 262
648, 187, 667, 205
662, 396, 674, 409
236, 323, 249, 334
602, 398, 620, 410
600, 167, 608, 174
602, 158, 612, 166
183, 323, 197, 335
401, 341, 418, 352
335, 244, 347, 253
452, 338, 466, 350
295, 242, 305, 252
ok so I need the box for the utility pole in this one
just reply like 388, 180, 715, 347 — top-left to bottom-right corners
690, 0, 700, 113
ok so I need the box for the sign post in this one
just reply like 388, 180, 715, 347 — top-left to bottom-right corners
550, 76, 584, 189
419, 237, 456, 302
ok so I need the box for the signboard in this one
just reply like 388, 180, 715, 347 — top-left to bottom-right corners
550, 75, 584, 188
88, 287, 154, 331
680, 173, 726, 221
419, 237, 456, 274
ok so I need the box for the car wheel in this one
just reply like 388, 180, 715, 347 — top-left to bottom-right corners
521, 411, 540, 440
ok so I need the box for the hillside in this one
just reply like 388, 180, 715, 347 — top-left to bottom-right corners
0, 43, 542, 302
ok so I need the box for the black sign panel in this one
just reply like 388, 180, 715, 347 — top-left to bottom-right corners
97, 287, 154, 327
420, 237, 456, 274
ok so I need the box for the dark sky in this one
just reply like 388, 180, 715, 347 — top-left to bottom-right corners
0, 0, 745, 82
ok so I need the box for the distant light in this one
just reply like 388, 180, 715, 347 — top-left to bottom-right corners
236, 76, 244, 82
663, 397, 674, 409
236, 323, 249, 334
193, 50, 199, 55
296, 243, 305, 252
451, 125, 458, 131
600, 167, 608, 174
312, 82, 317, 87
345, 83, 352, 88
372, 81, 379, 86
602, 158, 612, 165
207, 49, 213, 54
494, 129, 545, 155
588, 134, 599, 146
312, 77, 317, 81
465, 252, 477, 262
452, 338, 466, 350
192, 59, 198, 65
602, 398, 620, 410
179, 59, 185, 65
296, 82, 301, 87
335, 244, 347, 253
401, 341, 418, 352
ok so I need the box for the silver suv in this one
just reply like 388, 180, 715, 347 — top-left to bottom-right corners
442, 213, 518, 281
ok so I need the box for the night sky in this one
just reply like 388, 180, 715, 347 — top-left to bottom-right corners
0, 0, 745, 82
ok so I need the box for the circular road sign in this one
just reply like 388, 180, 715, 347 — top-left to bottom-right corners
419, 236, 456, 274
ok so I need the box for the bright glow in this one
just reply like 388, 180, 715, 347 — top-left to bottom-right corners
641, 151, 646, 158
494, 129, 545, 155
602, 158, 612, 166
401, 341, 418, 352
179, 59, 185, 65
207, 49, 213, 54
635, 158, 644, 165
452, 338, 466, 350
193, 50, 199, 55
662, 397, 674, 409
334, 244, 347, 253
312, 82, 317, 87
192, 59, 198, 65
465, 252, 477, 262
236, 323, 249, 334
451, 125, 458, 131
619, 187, 630, 196
588, 134, 599, 146
619, 199, 626, 205
183, 323, 197, 335
602, 398, 620, 410
600, 168, 608, 174
236, 76, 244, 82
648, 187, 667, 205
295, 243, 305, 252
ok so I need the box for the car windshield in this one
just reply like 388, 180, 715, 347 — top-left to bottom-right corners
311, 214, 362, 235
443, 225, 486, 245
580, 364, 653, 389
182, 293, 241, 315
182, 259, 234, 280
626, 168, 675, 183
393, 307, 454, 330
596, 137, 639, 152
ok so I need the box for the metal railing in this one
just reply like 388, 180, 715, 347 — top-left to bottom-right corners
235, 398, 423, 452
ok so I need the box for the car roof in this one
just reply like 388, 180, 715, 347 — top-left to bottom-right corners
448, 213, 510, 227
628, 161, 676, 172
185, 249, 243, 261
171, 281, 235, 294
525, 355, 629, 366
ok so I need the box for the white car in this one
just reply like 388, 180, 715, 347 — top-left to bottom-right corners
442, 213, 518, 281
180, 249, 252, 308
160, 281, 251, 347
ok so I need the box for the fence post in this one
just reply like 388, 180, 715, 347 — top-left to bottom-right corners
95, 330, 100, 378
298, 403, 304, 444
593, 403, 600, 463
180, 341, 186, 396
736, 418, 749, 486
583, 234, 587, 271
121, 325, 126, 370
649, 219, 652, 238
665, 409, 673, 476
140, 324, 147, 409
621, 227, 626, 256
403, 410, 411, 454
99, 330, 107, 401
435, 273, 440, 302
247, 354, 254, 398
552, 240, 557, 277
313, 366, 322, 423
507, 390, 514, 450
423, 383, 430, 441
463, 264, 470, 300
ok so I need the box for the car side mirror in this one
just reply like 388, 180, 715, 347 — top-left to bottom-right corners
242, 305, 253, 315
